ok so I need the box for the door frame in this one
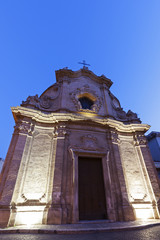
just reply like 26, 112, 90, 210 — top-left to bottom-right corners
69, 148, 112, 223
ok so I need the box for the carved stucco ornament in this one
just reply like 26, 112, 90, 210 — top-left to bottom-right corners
70, 85, 102, 113
81, 134, 98, 150
21, 95, 52, 110
114, 108, 141, 123
39, 95, 52, 109
21, 83, 61, 111
130, 193, 147, 202
116, 108, 127, 120
109, 90, 141, 122
19, 192, 47, 205
14, 120, 34, 135
54, 125, 70, 138
134, 134, 147, 146
21, 94, 40, 108
109, 91, 121, 109
70, 134, 105, 152
110, 131, 120, 144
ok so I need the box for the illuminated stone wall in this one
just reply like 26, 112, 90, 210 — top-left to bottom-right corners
0, 68, 160, 227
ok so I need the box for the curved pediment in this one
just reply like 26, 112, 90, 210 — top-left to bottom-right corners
20, 67, 141, 124
55, 67, 113, 89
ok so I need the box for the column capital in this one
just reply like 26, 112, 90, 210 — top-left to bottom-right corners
134, 133, 147, 146
14, 119, 34, 136
54, 125, 70, 138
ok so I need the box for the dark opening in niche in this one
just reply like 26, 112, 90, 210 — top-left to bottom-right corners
79, 97, 94, 110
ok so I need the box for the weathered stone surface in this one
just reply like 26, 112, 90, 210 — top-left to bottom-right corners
119, 137, 148, 202
0, 67, 160, 227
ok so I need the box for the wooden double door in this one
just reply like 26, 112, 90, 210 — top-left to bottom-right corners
78, 157, 107, 220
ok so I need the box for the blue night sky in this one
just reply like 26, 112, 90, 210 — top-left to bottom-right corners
0, 0, 160, 159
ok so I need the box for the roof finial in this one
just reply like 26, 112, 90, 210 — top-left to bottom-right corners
78, 60, 90, 69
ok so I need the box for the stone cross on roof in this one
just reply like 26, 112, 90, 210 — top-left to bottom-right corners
78, 60, 90, 69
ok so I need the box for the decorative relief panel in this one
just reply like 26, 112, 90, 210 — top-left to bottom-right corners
119, 140, 149, 202
69, 134, 105, 152
22, 133, 52, 202
81, 134, 97, 150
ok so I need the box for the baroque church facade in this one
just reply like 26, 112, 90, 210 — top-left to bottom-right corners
0, 67, 160, 226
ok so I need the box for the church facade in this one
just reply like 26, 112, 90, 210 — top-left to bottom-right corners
0, 67, 160, 226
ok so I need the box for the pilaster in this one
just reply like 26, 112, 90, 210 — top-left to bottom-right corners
108, 129, 135, 221
134, 133, 160, 219
0, 118, 34, 227
47, 124, 70, 224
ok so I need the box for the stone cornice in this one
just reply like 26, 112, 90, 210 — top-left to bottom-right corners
11, 106, 150, 133
55, 68, 113, 88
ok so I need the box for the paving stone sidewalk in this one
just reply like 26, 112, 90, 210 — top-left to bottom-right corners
1, 220, 160, 234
